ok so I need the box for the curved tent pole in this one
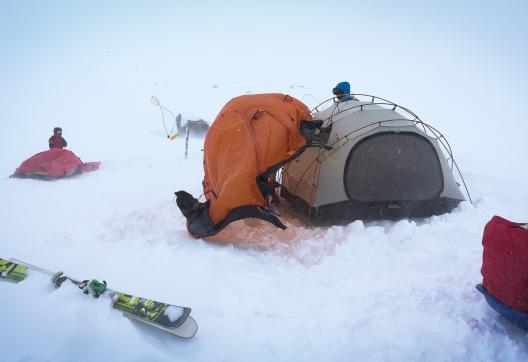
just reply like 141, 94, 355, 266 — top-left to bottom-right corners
300, 93, 321, 105
307, 160, 322, 227
331, 119, 472, 205
311, 93, 408, 115
288, 146, 326, 196
289, 94, 473, 205
313, 94, 454, 162
451, 159, 473, 204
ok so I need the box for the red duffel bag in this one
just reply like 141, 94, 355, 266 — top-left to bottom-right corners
481, 215, 528, 312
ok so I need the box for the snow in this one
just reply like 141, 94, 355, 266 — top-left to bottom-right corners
164, 306, 185, 323
1, 1, 528, 361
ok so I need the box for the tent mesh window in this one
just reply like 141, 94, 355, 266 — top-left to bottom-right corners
343, 132, 444, 202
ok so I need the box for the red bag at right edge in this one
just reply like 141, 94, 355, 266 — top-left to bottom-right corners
482, 215, 528, 312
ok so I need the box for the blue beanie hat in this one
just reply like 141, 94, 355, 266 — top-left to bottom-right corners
334, 81, 351, 94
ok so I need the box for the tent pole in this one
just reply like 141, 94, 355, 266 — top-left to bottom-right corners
307, 160, 321, 228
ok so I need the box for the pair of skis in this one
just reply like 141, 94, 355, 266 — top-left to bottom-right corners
0, 258, 197, 339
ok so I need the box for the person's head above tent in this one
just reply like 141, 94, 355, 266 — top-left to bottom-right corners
332, 81, 354, 102
49, 127, 67, 149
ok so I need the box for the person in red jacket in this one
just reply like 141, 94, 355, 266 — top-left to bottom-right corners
49, 127, 67, 149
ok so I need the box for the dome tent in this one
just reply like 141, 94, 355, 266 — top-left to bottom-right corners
281, 94, 470, 225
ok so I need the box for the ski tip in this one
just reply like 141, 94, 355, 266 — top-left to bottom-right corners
124, 313, 198, 339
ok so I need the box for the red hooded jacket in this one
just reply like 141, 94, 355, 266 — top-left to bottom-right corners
49, 134, 67, 149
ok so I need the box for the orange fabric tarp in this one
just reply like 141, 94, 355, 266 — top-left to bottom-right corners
203, 93, 311, 224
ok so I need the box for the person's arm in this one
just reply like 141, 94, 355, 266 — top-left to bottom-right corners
49, 137, 54, 149
62, 137, 67, 147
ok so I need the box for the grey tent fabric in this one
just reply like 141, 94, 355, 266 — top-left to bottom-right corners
344, 132, 444, 202
281, 95, 466, 224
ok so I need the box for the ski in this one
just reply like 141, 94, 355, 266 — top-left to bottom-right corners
0, 258, 28, 282
4, 258, 197, 338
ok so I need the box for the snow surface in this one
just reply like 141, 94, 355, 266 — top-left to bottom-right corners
1, 1, 528, 361
164, 305, 185, 323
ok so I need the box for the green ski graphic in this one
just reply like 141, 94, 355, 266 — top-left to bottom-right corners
0, 258, 28, 282
2, 258, 197, 338
113, 292, 191, 329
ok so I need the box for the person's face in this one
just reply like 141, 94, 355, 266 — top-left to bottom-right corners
333, 88, 345, 100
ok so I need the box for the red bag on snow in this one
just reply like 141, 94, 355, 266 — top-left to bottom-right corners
481, 215, 528, 312
11, 148, 100, 179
